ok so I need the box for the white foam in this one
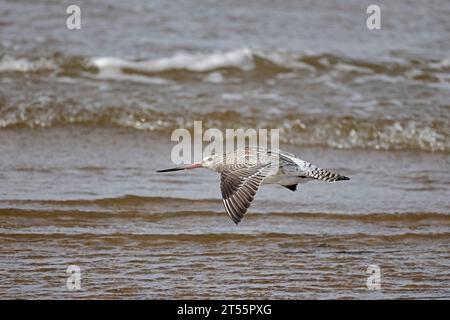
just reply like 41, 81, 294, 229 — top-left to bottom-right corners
90, 48, 255, 74
334, 62, 373, 74
203, 72, 224, 83
429, 57, 450, 69
0, 55, 56, 72
90, 68, 172, 85
221, 93, 243, 100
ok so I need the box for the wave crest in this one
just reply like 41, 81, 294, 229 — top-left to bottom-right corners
0, 102, 447, 152
1, 49, 449, 77
1, 49, 449, 152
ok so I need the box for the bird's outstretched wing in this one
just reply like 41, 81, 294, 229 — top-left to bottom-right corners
220, 163, 275, 224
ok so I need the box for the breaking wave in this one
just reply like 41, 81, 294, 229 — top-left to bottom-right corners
1, 48, 449, 78
1, 48, 449, 152
0, 103, 447, 152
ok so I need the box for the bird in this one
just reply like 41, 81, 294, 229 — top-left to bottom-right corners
157, 147, 349, 224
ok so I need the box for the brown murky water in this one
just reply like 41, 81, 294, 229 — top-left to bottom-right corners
0, 128, 449, 299
0, 0, 449, 299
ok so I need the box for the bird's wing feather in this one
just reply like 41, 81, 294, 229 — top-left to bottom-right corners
220, 163, 275, 224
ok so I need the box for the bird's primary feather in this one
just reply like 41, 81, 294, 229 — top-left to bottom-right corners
220, 163, 277, 224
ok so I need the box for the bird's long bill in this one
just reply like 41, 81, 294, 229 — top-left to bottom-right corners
156, 163, 202, 173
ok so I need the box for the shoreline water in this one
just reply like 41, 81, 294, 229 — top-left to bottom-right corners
0, 126, 449, 299
1, 0, 449, 299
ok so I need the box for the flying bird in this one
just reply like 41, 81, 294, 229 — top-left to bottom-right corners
157, 147, 349, 224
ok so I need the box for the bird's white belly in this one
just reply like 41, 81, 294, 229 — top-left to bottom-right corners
262, 174, 311, 186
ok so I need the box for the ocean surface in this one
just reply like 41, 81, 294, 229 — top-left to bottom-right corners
0, 0, 449, 299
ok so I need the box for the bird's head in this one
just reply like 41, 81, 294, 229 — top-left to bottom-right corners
201, 153, 225, 170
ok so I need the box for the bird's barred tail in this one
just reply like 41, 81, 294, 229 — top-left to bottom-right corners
308, 168, 350, 182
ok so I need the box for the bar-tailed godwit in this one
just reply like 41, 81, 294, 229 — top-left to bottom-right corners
157, 147, 349, 224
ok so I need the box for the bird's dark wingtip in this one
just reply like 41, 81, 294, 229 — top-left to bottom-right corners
230, 217, 241, 225
337, 175, 350, 181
